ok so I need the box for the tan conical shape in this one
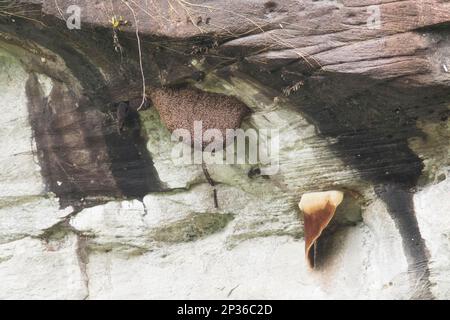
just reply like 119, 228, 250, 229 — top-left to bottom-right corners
299, 191, 344, 268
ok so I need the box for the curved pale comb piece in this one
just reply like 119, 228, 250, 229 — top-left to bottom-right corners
299, 191, 344, 268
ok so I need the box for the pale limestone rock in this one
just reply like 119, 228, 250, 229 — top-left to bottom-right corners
0, 197, 73, 244
141, 108, 203, 189
70, 200, 149, 252
0, 51, 76, 244
69, 183, 300, 253
362, 197, 410, 293
85, 236, 320, 300
196, 75, 364, 194
83, 221, 412, 300
0, 35, 449, 300
415, 179, 450, 299
0, 50, 45, 198
0, 236, 87, 300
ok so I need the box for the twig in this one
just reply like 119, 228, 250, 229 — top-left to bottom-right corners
202, 162, 219, 209
120, 0, 147, 111
54, 0, 65, 21
0, 0, 47, 27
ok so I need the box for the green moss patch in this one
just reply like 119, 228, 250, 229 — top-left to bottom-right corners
152, 213, 234, 243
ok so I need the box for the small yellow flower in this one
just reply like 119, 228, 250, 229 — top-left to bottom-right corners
111, 16, 120, 28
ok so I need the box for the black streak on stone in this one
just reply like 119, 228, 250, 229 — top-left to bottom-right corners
117, 102, 130, 133
299, 75, 441, 295
25, 74, 162, 209
299, 75, 443, 295
26, 74, 113, 207
376, 184, 433, 299
2, 16, 165, 209
104, 102, 163, 200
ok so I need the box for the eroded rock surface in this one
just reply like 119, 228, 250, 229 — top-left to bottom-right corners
0, 0, 449, 299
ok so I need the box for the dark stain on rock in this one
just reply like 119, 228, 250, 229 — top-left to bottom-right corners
234, 50, 450, 291
295, 75, 443, 293
375, 184, 433, 299
26, 74, 115, 208
0, 15, 165, 209
292, 73, 445, 286
103, 100, 163, 201
116, 101, 131, 133
264, 1, 278, 13
25, 72, 162, 209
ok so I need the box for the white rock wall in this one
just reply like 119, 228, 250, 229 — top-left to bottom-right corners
1, 48, 449, 300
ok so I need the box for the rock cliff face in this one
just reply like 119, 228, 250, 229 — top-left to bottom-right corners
0, 0, 449, 299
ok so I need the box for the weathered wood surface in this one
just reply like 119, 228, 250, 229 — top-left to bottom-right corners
36, 0, 449, 85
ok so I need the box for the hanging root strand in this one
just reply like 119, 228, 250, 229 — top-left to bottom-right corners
202, 162, 219, 209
